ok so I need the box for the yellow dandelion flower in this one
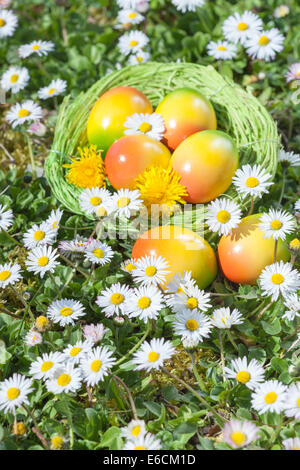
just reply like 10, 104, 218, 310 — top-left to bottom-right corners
134, 166, 188, 212
12, 421, 26, 436
63, 145, 106, 189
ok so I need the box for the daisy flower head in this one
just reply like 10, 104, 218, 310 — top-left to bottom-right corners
274, 5, 290, 18
286, 63, 300, 83
132, 338, 175, 372
284, 383, 300, 420
51, 435, 65, 450
165, 270, 196, 294
117, 0, 144, 8
46, 364, 82, 395
282, 293, 300, 321
23, 221, 57, 249
80, 346, 116, 386
278, 149, 300, 167
18, 40, 55, 58
251, 380, 287, 415
79, 187, 111, 216
258, 209, 296, 241
122, 419, 146, 440
29, 352, 64, 381
125, 284, 165, 322
132, 255, 170, 286
46, 208, 63, 231
245, 28, 285, 62
0, 374, 33, 415
1, 66, 29, 94
118, 30, 149, 56
25, 329, 43, 347
117, 9, 144, 27
205, 198, 242, 236
84, 240, 114, 266
58, 236, 92, 257
123, 432, 161, 450
63, 145, 105, 189
173, 309, 212, 343
224, 357, 265, 390
25, 245, 59, 278
0, 204, 13, 231
111, 188, 143, 218
282, 437, 300, 451
0, 262, 22, 288
0, 9, 17, 38
62, 340, 92, 365
223, 419, 260, 449
128, 50, 151, 65
166, 284, 211, 314
6, 100, 43, 129
121, 258, 138, 274
35, 315, 50, 332
222, 11, 262, 45
83, 323, 108, 344
96, 283, 132, 318
171, 0, 205, 13
37, 79, 67, 100
207, 40, 237, 60
47, 298, 86, 326
259, 261, 299, 301
211, 307, 244, 329
124, 112, 165, 141
232, 164, 273, 198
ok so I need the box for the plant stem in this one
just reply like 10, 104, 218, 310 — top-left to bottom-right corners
11, 286, 35, 322
59, 254, 90, 279
268, 414, 282, 449
189, 352, 207, 392
0, 304, 22, 319
25, 134, 36, 179
114, 323, 151, 367
49, 272, 61, 298
5, 231, 22, 246
218, 330, 226, 382
247, 197, 254, 216
112, 375, 138, 420
277, 167, 286, 207
255, 301, 273, 322
23, 404, 49, 449
226, 330, 239, 352
273, 239, 278, 263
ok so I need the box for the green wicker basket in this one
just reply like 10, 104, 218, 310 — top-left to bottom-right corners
45, 62, 280, 216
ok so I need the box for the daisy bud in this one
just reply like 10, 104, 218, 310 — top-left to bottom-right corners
114, 316, 125, 326
35, 315, 49, 332
12, 421, 26, 436
51, 436, 64, 450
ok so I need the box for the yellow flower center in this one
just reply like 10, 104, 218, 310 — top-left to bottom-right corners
271, 220, 282, 230
7, 387, 20, 400
236, 371, 251, 383
125, 263, 136, 272
10, 74, 19, 83
96, 206, 107, 217
117, 196, 130, 208
15, 422, 26, 436
290, 238, 300, 250
18, 108, 30, 118
90, 196, 101, 206
35, 315, 49, 330
110, 293, 125, 305
38, 256, 49, 266
297, 397, 300, 407
231, 431, 246, 446
0, 18, 6, 27
91, 359, 102, 372
185, 319, 199, 331
138, 296, 151, 309
60, 307, 73, 317
130, 40, 138, 47
139, 122, 152, 133
271, 273, 284, 285
237, 22, 248, 31
148, 351, 159, 362
41, 361, 54, 372
128, 12, 137, 19
84, 168, 95, 177
48, 88, 56, 94
218, 46, 227, 51
134, 446, 147, 450
216, 210, 231, 224
137, 56, 144, 62
145, 265, 157, 277
51, 436, 63, 449
93, 248, 105, 258
70, 347, 81, 357
32, 44, 41, 50
0, 270, 11, 281
131, 425, 141, 437
57, 373, 71, 387
264, 392, 277, 404
258, 35, 270, 46
186, 297, 198, 309
34, 230, 45, 241
246, 176, 259, 188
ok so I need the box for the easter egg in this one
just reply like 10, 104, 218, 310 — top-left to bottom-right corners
132, 225, 217, 289
105, 134, 171, 190
218, 214, 290, 285
171, 130, 239, 203
156, 88, 217, 151
87, 86, 153, 154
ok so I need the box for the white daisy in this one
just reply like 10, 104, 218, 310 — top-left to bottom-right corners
46, 208, 63, 231
282, 437, 300, 451
284, 383, 300, 420
1, 66, 29, 94
46, 364, 82, 395
132, 338, 175, 372
278, 150, 300, 167
166, 284, 211, 314
128, 50, 151, 65
259, 261, 299, 301
0, 374, 33, 415
117, 9, 144, 26
222, 11, 263, 45
207, 40, 237, 60
232, 164, 273, 198
123, 432, 162, 450
29, 352, 64, 381
282, 293, 300, 321
121, 258, 138, 274
224, 357, 265, 390
125, 284, 165, 322
79, 187, 111, 216
37, 79, 67, 100
124, 112, 165, 141
205, 198, 242, 236
83, 323, 108, 344
251, 380, 287, 414
58, 236, 92, 256
122, 419, 146, 440
245, 29, 285, 62
0, 262, 22, 288
84, 240, 114, 265
210, 307, 244, 329
80, 346, 116, 386
165, 270, 196, 294
6, 100, 43, 128
118, 30, 149, 55
171, 0, 205, 13
24, 329, 43, 347
18, 40, 55, 58
274, 5, 290, 18
117, 0, 144, 8
286, 63, 300, 83
96, 283, 132, 317
259, 209, 296, 241
0, 9, 18, 38
132, 255, 170, 286
47, 298, 86, 326
23, 221, 57, 249
0, 204, 13, 231
62, 340, 92, 365
111, 188, 143, 218
223, 419, 260, 449
25, 245, 59, 278
173, 309, 212, 343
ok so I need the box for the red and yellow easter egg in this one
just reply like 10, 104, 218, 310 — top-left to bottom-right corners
171, 130, 239, 203
87, 86, 153, 154
218, 214, 290, 285
105, 134, 171, 190
132, 225, 217, 289
156, 88, 217, 151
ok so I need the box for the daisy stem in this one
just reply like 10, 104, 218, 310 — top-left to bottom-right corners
247, 197, 254, 216
11, 286, 35, 322
48, 272, 61, 299
114, 323, 151, 367
189, 352, 207, 392
5, 231, 22, 246
25, 133, 36, 180
218, 330, 226, 382
226, 330, 239, 352
22, 404, 49, 449
112, 375, 138, 420
273, 239, 278, 263
0, 304, 22, 320
59, 254, 90, 279
277, 167, 286, 207
255, 301, 273, 323
86, 385, 94, 408
161, 367, 226, 426
268, 414, 282, 449
69, 425, 74, 449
